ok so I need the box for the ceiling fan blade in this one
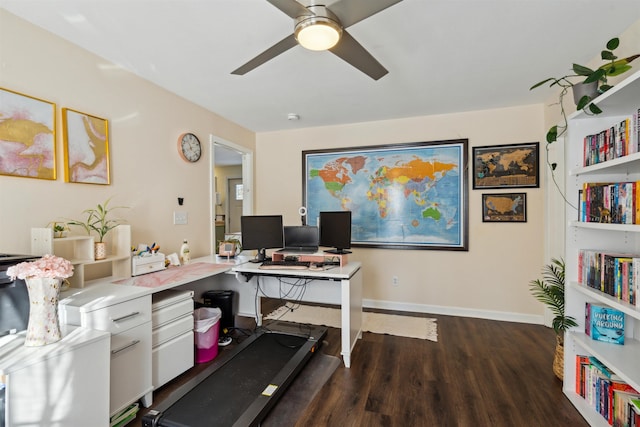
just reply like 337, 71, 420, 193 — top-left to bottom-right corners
267, 0, 312, 19
329, 30, 388, 80
329, 0, 403, 28
231, 34, 298, 75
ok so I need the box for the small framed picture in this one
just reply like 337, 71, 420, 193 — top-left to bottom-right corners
472, 142, 539, 189
482, 192, 526, 222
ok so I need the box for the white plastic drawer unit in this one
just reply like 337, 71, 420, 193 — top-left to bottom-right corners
152, 330, 194, 389
152, 289, 194, 327
152, 313, 193, 347
110, 321, 152, 415
59, 283, 152, 331
151, 289, 194, 390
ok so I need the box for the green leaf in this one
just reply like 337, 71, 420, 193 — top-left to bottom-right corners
546, 126, 558, 143
601, 50, 617, 61
573, 63, 594, 76
588, 103, 602, 114
607, 63, 632, 77
584, 69, 605, 83
576, 95, 591, 110
606, 37, 619, 50
599, 84, 613, 92
530, 78, 556, 90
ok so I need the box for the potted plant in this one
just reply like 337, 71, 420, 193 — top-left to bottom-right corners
529, 258, 578, 380
68, 197, 128, 260
530, 37, 639, 146
48, 221, 70, 238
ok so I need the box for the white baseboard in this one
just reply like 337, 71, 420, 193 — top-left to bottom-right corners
362, 298, 544, 325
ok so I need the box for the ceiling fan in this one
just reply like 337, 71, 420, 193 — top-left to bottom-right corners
231, 0, 404, 80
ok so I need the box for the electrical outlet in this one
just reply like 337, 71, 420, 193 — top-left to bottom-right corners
173, 211, 188, 225
392, 276, 399, 286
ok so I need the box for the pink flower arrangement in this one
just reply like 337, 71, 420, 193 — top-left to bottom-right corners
7, 254, 74, 280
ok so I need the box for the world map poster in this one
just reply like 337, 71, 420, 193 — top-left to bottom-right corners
303, 139, 468, 251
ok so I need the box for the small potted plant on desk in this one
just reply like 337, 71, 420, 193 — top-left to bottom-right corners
528, 258, 578, 380
218, 237, 242, 258
67, 197, 128, 260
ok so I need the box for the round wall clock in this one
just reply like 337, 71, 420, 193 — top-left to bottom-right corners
177, 132, 202, 163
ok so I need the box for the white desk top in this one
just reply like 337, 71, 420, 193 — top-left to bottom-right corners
233, 261, 361, 280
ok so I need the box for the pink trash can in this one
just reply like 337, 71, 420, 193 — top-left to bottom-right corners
194, 307, 222, 363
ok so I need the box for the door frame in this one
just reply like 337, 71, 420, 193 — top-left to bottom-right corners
209, 135, 254, 255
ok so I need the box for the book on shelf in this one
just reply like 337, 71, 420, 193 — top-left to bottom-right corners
575, 355, 640, 425
578, 249, 639, 306
578, 182, 640, 224
585, 302, 625, 345
583, 116, 637, 167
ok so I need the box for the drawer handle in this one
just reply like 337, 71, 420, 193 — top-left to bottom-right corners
111, 339, 140, 355
112, 311, 140, 323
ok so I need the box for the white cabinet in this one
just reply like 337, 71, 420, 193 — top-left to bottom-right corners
31, 225, 131, 288
563, 70, 640, 426
0, 325, 111, 427
59, 283, 153, 417
151, 289, 194, 389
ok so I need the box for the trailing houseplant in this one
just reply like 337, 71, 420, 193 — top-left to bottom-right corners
529, 258, 578, 380
67, 197, 128, 259
531, 37, 638, 147
530, 37, 639, 208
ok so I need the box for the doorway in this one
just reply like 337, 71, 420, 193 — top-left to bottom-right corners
209, 135, 254, 255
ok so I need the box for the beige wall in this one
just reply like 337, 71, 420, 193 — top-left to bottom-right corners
11, 10, 635, 322
256, 106, 546, 321
0, 10, 255, 258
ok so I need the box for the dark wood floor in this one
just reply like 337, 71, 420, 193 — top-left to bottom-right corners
131, 301, 589, 427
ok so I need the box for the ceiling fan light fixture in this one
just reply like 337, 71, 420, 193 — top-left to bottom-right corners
295, 7, 342, 51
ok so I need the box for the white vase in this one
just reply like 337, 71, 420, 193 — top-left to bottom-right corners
24, 277, 62, 346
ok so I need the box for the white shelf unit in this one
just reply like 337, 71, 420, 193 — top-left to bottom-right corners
31, 224, 132, 288
563, 70, 640, 426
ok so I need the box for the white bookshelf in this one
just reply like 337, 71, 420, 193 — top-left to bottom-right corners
563, 70, 640, 426
31, 224, 131, 288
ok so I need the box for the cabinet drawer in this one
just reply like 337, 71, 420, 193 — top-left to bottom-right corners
152, 331, 194, 389
152, 313, 193, 347
83, 295, 152, 334
152, 298, 193, 327
110, 321, 152, 416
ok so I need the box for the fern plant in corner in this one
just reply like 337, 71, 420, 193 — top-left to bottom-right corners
529, 258, 578, 380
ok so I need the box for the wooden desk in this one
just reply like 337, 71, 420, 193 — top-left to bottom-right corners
232, 261, 363, 368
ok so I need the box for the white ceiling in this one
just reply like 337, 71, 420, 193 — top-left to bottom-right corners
2, 0, 640, 138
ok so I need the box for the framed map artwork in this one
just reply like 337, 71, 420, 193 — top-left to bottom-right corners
0, 87, 56, 180
472, 142, 539, 189
303, 139, 468, 251
62, 108, 110, 184
482, 192, 527, 222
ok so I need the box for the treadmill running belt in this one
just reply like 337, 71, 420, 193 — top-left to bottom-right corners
144, 323, 327, 427
163, 333, 305, 425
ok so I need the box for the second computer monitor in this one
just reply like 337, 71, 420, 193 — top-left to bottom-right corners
319, 211, 352, 254
240, 215, 284, 262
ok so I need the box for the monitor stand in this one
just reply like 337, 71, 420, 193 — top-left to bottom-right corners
324, 248, 352, 255
249, 248, 271, 263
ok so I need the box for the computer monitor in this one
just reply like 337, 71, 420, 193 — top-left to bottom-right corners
240, 215, 284, 262
319, 211, 352, 254
279, 225, 319, 253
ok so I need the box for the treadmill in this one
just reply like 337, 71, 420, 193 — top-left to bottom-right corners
142, 321, 327, 427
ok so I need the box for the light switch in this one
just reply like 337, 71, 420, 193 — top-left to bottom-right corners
174, 211, 188, 225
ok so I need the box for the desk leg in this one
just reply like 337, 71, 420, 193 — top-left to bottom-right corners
340, 267, 363, 368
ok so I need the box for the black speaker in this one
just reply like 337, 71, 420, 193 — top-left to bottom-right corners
202, 290, 235, 332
